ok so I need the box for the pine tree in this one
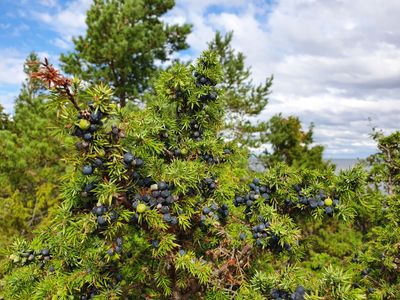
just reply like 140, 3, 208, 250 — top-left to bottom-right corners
207, 32, 273, 148
0, 53, 65, 248
0, 104, 9, 130
60, 0, 192, 107
367, 130, 400, 194
0, 52, 368, 300
16, 52, 46, 106
260, 114, 330, 170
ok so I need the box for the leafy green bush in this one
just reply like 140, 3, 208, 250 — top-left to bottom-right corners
0, 52, 374, 300
0, 53, 65, 249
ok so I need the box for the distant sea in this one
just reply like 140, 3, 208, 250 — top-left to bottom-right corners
329, 158, 361, 173
249, 157, 362, 173
330, 158, 359, 170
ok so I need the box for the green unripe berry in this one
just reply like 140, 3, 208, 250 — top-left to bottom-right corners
136, 203, 147, 213
78, 119, 91, 130
181, 148, 188, 156
324, 197, 333, 206
9, 254, 20, 263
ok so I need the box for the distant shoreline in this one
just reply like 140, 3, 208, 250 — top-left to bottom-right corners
249, 157, 364, 173
328, 158, 361, 171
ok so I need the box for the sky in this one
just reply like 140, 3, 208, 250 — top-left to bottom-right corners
1, 0, 399, 159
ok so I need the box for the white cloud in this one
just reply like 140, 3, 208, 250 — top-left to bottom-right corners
256, 94, 400, 157
0, 23, 11, 30
52, 37, 71, 50
33, 0, 91, 44
0, 50, 25, 85
0, 91, 18, 114
37, 0, 58, 7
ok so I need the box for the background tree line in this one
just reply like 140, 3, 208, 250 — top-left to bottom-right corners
1, 0, 398, 298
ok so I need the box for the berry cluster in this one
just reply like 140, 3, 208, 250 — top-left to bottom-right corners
157, 129, 170, 154
270, 286, 305, 300
134, 176, 153, 188
193, 68, 218, 100
199, 153, 220, 165
361, 268, 370, 277
297, 189, 340, 216
123, 152, 144, 169
37, 249, 52, 269
199, 203, 229, 224
156, 129, 188, 162
199, 148, 232, 165
194, 72, 216, 88
199, 90, 218, 102
81, 182, 97, 198
151, 239, 160, 248
124, 153, 146, 186
233, 178, 271, 213
200, 177, 217, 197
74, 108, 103, 149
233, 179, 340, 218
92, 205, 118, 227
218, 204, 229, 222
190, 120, 203, 141
82, 157, 104, 176
352, 283, 375, 295
132, 181, 178, 226
9, 248, 52, 270
72, 107, 109, 177
251, 220, 271, 246
170, 148, 184, 158
107, 237, 123, 256
250, 216, 293, 252
110, 124, 123, 139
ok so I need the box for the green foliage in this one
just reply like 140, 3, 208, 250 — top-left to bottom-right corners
0, 53, 65, 248
260, 113, 330, 170
348, 130, 400, 299
208, 32, 272, 117
0, 17, 397, 300
207, 32, 273, 148
0, 52, 372, 300
60, 0, 192, 107
367, 130, 400, 194
0, 105, 9, 130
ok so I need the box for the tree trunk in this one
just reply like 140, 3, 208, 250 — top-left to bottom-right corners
120, 92, 126, 107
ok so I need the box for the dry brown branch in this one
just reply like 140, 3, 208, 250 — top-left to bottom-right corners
30, 58, 81, 111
